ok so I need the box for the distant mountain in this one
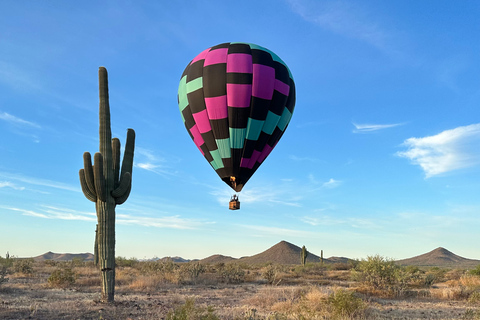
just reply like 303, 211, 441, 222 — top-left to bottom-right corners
157, 256, 192, 263
33, 251, 94, 262
238, 240, 322, 265
396, 247, 480, 268
199, 254, 236, 264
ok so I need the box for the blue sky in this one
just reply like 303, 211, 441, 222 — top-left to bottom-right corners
1, 0, 479, 261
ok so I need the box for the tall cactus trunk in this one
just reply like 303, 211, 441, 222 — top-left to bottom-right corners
79, 67, 135, 303
96, 200, 116, 302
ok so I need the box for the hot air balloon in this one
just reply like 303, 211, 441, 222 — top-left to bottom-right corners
177, 42, 296, 209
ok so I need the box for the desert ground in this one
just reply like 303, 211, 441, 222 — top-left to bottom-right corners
1, 249, 480, 320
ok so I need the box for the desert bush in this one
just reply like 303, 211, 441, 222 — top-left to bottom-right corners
424, 267, 447, 285
116, 256, 139, 268
181, 262, 206, 284
166, 298, 220, 320
262, 265, 279, 285
219, 263, 245, 284
271, 286, 366, 320
461, 274, 480, 291
13, 258, 34, 275
463, 309, 480, 320
47, 267, 76, 288
0, 266, 8, 286
468, 291, 480, 305
351, 255, 398, 289
469, 265, 480, 277
327, 288, 367, 318
140, 259, 178, 275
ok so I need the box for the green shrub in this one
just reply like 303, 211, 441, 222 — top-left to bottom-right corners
180, 262, 206, 284
219, 264, 245, 284
48, 268, 76, 288
469, 265, 480, 277
166, 298, 219, 320
327, 289, 366, 318
0, 266, 8, 286
116, 256, 139, 268
262, 264, 278, 285
13, 258, 34, 275
352, 255, 399, 289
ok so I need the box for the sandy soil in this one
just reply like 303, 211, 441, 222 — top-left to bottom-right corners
1, 278, 477, 320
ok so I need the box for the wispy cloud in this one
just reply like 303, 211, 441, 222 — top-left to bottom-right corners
0, 172, 79, 192
352, 122, 404, 133
289, 155, 319, 162
397, 123, 480, 177
308, 174, 342, 189
0, 111, 41, 128
301, 214, 379, 230
287, 0, 393, 53
210, 184, 303, 207
3, 204, 212, 230
0, 181, 25, 191
134, 147, 179, 177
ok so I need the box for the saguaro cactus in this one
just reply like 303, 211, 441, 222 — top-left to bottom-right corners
301, 245, 308, 266
79, 67, 135, 303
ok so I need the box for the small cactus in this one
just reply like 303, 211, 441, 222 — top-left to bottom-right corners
301, 245, 309, 266
79, 67, 135, 303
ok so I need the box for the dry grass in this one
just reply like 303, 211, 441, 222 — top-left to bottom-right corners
1, 259, 479, 319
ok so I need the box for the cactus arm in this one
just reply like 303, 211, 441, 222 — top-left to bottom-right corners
112, 138, 120, 188
112, 172, 131, 198
94, 152, 106, 202
120, 129, 135, 178
79, 169, 97, 202
83, 152, 96, 195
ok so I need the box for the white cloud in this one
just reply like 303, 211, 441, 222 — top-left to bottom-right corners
117, 214, 209, 230
0, 172, 79, 192
322, 178, 342, 189
397, 123, 480, 177
134, 147, 178, 176
210, 184, 303, 207
3, 204, 212, 230
0, 181, 25, 191
353, 122, 404, 133
0, 111, 41, 128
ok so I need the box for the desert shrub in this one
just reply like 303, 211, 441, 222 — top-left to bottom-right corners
179, 262, 206, 284
469, 265, 480, 277
262, 264, 279, 285
425, 267, 447, 285
464, 309, 480, 320
271, 287, 366, 320
48, 268, 76, 288
327, 289, 367, 318
351, 255, 398, 289
468, 291, 480, 305
13, 258, 34, 275
116, 256, 139, 268
166, 298, 219, 320
219, 264, 245, 284
461, 274, 480, 291
0, 266, 8, 286
139, 259, 178, 275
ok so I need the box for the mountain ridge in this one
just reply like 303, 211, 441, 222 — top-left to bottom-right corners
30, 243, 479, 268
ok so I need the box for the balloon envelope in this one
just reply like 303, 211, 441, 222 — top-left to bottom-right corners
178, 42, 296, 192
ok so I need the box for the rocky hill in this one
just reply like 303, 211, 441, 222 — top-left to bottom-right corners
33, 251, 94, 262
237, 241, 322, 265
396, 247, 480, 268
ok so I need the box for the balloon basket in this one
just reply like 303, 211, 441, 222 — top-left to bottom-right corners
229, 199, 240, 210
